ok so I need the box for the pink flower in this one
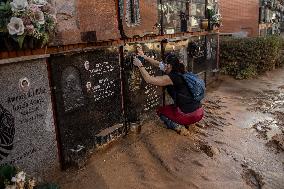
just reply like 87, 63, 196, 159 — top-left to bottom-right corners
22, 16, 32, 25
34, 10, 45, 25
28, 4, 40, 13
25, 25, 35, 35
41, 3, 52, 13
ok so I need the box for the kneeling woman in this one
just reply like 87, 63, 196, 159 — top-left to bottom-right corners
133, 52, 204, 135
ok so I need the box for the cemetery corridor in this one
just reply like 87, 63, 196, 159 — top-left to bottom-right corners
56, 68, 284, 189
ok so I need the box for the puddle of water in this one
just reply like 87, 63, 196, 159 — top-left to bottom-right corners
251, 117, 282, 141
266, 121, 282, 141
240, 113, 271, 129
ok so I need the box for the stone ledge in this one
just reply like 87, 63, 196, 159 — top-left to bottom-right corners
0, 54, 50, 65
0, 31, 219, 60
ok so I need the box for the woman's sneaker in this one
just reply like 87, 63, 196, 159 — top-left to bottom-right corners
175, 125, 190, 136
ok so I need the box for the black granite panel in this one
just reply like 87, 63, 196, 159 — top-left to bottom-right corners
205, 34, 218, 71
188, 36, 207, 74
49, 47, 123, 167
123, 42, 163, 122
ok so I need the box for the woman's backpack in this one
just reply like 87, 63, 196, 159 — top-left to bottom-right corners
176, 72, 206, 102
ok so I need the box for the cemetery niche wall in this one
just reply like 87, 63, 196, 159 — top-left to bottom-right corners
49, 47, 123, 168
119, 0, 159, 38
204, 34, 218, 84
0, 58, 59, 179
158, 0, 206, 34
187, 34, 218, 84
123, 42, 163, 123
205, 34, 218, 71
188, 35, 206, 74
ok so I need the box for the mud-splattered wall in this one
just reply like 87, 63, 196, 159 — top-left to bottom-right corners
0, 58, 59, 179
123, 42, 163, 122
49, 48, 123, 167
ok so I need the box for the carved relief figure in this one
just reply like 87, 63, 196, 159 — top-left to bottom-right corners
61, 67, 85, 112
0, 104, 15, 161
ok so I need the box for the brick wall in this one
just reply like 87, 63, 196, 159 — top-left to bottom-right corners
54, 0, 120, 45
219, 0, 259, 37
122, 0, 159, 37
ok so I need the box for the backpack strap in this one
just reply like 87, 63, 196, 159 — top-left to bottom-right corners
174, 72, 193, 97
171, 72, 193, 104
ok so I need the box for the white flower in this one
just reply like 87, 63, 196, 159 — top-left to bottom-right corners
7, 17, 25, 36
11, 177, 17, 182
207, 5, 213, 10
32, 0, 47, 7
34, 10, 45, 25
10, 0, 28, 11
15, 171, 26, 182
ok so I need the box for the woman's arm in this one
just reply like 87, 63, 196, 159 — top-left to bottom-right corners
137, 47, 161, 68
134, 58, 173, 87
141, 55, 161, 68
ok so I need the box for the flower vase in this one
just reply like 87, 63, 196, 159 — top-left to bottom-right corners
200, 19, 209, 30
22, 37, 42, 50
3, 36, 18, 51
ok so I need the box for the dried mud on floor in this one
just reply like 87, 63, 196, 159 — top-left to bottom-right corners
56, 68, 284, 189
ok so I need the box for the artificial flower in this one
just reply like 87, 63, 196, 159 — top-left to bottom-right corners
10, 0, 28, 11
28, 4, 40, 13
34, 11, 45, 25
26, 25, 35, 35
32, 0, 47, 7
15, 171, 26, 182
7, 17, 25, 36
28, 178, 36, 189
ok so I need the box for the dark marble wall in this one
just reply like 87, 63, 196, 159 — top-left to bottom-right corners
0, 58, 59, 180
189, 35, 207, 74
205, 34, 218, 70
123, 42, 163, 122
49, 47, 123, 167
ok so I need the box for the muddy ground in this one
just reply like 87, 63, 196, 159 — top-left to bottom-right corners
56, 68, 284, 189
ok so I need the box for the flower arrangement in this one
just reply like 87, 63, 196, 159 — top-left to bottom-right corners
207, 4, 222, 30
0, 0, 56, 49
0, 165, 59, 189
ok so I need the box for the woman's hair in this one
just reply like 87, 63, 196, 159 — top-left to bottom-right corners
165, 53, 185, 74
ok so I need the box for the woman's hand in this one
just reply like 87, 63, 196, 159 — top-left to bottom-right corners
136, 46, 145, 57
133, 57, 143, 67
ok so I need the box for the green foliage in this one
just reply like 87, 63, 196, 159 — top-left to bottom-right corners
0, 165, 17, 188
0, 0, 11, 32
220, 36, 284, 79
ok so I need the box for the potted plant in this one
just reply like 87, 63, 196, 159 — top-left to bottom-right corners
0, 0, 56, 51
0, 164, 60, 189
